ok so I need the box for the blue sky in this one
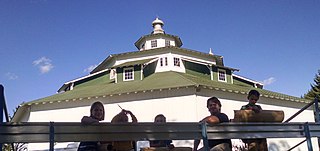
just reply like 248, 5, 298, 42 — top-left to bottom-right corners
1, 0, 319, 117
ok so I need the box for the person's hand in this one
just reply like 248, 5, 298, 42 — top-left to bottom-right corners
122, 109, 138, 123
251, 106, 261, 113
122, 109, 132, 115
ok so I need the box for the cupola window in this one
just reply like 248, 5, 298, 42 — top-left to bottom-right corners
160, 57, 168, 67
165, 40, 170, 46
165, 57, 168, 66
160, 58, 163, 66
151, 40, 157, 48
174, 57, 180, 67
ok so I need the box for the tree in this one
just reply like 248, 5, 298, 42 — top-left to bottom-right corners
304, 69, 320, 149
304, 70, 320, 100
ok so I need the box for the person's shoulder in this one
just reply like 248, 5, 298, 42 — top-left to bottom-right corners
240, 104, 249, 110
255, 104, 262, 109
81, 116, 91, 121
219, 112, 228, 118
217, 112, 229, 122
81, 116, 99, 124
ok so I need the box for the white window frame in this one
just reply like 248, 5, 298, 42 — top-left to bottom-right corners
218, 69, 227, 82
159, 57, 168, 67
151, 40, 157, 48
165, 40, 170, 46
160, 58, 163, 66
123, 67, 134, 81
174, 57, 180, 67
165, 57, 168, 66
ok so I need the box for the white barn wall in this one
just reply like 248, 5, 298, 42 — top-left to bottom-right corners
26, 88, 318, 150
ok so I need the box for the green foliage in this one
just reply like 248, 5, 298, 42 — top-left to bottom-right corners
2, 143, 27, 151
2, 144, 12, 151
304, 70, 320, 100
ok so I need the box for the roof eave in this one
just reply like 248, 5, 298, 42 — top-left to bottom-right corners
91, 55, 114, 74
11, 105, 29, 122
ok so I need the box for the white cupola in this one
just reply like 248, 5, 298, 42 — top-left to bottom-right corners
152, 17, 165, 34
134, 18, 183, 51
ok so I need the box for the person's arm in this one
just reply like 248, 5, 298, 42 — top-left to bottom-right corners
201, 115, 220, 125
81, 116, 100, 124
123, 109, 138, 123
129, 111, 138, 123
193, 115, 222, 151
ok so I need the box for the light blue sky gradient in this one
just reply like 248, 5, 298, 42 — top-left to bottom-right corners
1, 0, 319, 116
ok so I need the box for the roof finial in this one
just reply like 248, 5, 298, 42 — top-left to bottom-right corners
209, 48, 213, 55
152, 17, 164, 34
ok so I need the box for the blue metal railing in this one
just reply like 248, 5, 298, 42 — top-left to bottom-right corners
0, 85, 4, 150
284, 96, 320, 151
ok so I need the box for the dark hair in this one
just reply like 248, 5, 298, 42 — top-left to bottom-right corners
207, 96, 221, 107
90, 101, 105, 120
247, 90, 260, 99
154, 114, 166, 122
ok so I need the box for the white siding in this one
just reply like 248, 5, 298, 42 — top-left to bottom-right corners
26, 89, 318, 151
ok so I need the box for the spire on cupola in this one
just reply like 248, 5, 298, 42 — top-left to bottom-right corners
209, 48, 214, 55
152, 17, 164, 34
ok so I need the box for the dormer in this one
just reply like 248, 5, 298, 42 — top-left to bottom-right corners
135, 18, 183, 51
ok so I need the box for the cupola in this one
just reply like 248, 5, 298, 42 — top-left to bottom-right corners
152, 18, 165, 34
135, 18, 183, 51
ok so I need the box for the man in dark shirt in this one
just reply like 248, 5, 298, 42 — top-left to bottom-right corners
193, 97, 232, 151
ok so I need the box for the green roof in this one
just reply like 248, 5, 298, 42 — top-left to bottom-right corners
24, 71, 310, 106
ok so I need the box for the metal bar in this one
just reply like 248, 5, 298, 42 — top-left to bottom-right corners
3, 99, 15, 151
315, 96, 319, 122
201, 122, 209, 151
284, 100, 315, 123
287, 139, 306, 151
0, 122, 317, 151
49, 121, 54, 151
304, 123, 313, 151
0, 85, 4, 149
3, 97, 10, 122
314, 96, 320, 148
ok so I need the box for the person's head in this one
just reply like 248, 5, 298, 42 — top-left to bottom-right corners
90, 101, 105, 121
111, 111, 128, 123
154, 114, 166, 123
207, 97, 221, 115
247, 90, 260, 105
